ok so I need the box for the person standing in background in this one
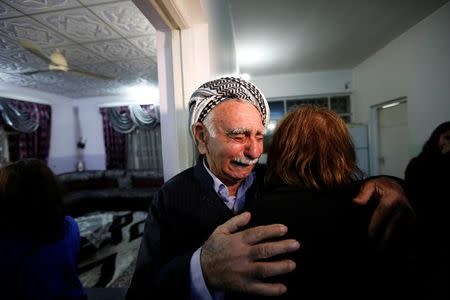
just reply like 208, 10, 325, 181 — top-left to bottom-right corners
405, 121, 450, 299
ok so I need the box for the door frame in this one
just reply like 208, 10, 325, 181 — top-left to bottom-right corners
369, 96, 407, 176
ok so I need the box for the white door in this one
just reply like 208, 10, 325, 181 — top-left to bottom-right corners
377, 101, 409, 178
349, 124, 369, 175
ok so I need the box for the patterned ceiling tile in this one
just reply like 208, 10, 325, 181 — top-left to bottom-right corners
0, 72, 36, 87
24, 71, 68, 84
127, 35, 156, 58
140, 72, 158, 84
84, 39, 144, 61
115, 74, 138, 85
0, 2, 22, 19
0, 16, 70, 48
34, 7, 121, 42
116, 58, 156, 76
70, 77, 114, 89
0, 0, 158, 99
0, 33, 22, 52
0, 51, 47, 73
25, 82, 73, 95
3, 0, 81, 15
79, 0, 125, 5
89, 1, 155, 37
28, 72, 104, 90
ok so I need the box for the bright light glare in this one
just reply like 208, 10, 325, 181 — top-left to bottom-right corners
125, 84, 159, 103
267, 121, 276, 131
240, 73, 251, 81
237, 46, 267, 66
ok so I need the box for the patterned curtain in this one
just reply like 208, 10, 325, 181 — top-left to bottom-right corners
126, 126, 162, 172
100, 104, 162, 170
0, 99, 51, 162
99, 107, 127, 169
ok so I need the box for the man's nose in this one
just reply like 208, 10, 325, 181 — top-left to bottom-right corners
244, 137, 261, 159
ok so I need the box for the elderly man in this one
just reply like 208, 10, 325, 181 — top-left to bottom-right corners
126, 77, 411, 299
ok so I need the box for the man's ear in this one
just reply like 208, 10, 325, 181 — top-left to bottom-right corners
193, 122, 208, 154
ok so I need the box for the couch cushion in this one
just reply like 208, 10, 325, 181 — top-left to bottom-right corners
58, 170, 105, 182
63, 177, 118, 192
63, 189, 157, 217
130, 176, 163, 188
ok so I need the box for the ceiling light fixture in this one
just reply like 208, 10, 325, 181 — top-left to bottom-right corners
381, 102, 400, 109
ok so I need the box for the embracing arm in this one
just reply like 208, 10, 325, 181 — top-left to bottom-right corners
353, 176, 416, 249
201, 212, 300, 296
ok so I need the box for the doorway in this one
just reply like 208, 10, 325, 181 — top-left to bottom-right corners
370, 97, 409, 178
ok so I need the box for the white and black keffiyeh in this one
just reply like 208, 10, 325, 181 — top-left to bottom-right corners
188, 77, 270, 133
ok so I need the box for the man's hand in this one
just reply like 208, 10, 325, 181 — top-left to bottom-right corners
353, 177, 415, 248
200, 212, 300, 296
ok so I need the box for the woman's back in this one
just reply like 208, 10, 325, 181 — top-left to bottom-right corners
0, 159, 86, 300
250, 185, 371, 298
1, 216, 86, 300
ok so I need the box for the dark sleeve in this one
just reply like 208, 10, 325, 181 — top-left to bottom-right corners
66, 215, 81, 255
126, 189, 195, 300
404, 157, 425, 209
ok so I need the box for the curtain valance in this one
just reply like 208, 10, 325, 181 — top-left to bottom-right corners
0, 101, 39, 133
106, 104, 160, 134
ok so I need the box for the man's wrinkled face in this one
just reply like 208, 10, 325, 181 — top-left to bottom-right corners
439, 129, 450, 154
194, 100, 265, 186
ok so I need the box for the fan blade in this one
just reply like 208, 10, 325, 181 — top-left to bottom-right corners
17, 39, 52, 65
20, 69, 55, 75
68, 68, 115, 80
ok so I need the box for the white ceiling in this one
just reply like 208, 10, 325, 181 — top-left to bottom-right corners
0, 0, 448, 99
230, 0, 449, 76
0, 0, 157, 99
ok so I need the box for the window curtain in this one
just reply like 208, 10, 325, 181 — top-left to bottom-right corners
0, 125, 8, 166
100, 104, 162, 171
0, 99, 51, 162
126, 127, 162, 172
99, 106, 128, 169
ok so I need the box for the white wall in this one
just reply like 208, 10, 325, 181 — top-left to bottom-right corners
201, 0, 238, 77
48, 101, 77, 174
252, 70, 352, 99
352, 2, 450, 157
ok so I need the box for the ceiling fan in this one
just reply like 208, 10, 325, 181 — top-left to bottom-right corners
16, 39, 114, 80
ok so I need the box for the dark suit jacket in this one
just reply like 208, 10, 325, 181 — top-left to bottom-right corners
126, 158, 263, 299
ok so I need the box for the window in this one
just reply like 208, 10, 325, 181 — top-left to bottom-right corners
264, 94, 351, 152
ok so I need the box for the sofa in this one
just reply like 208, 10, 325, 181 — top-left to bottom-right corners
58, 169, 163, 217
57, 169, 164, 288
